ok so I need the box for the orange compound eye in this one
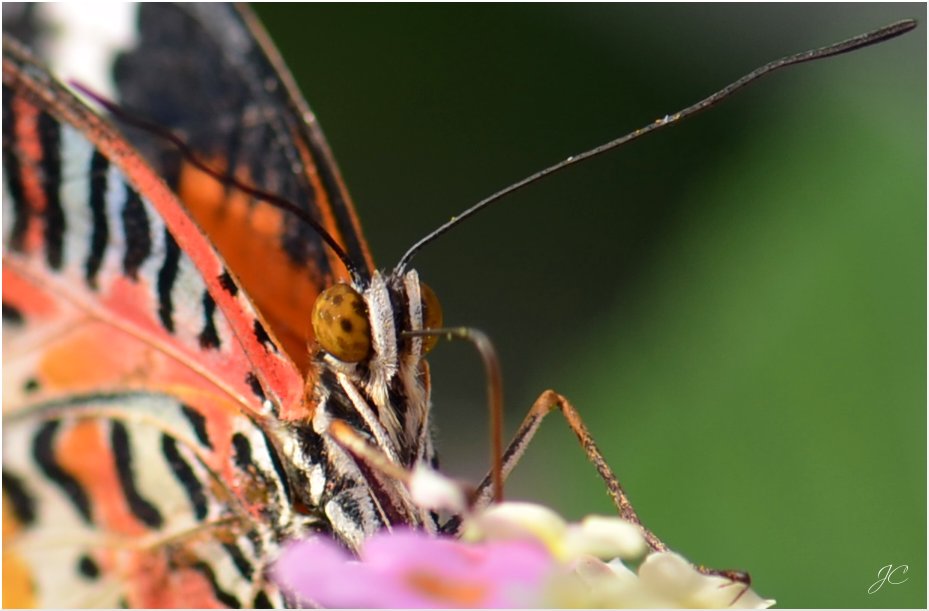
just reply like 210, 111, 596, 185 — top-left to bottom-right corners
311, 284, 371, 362
419, 281, 443, 354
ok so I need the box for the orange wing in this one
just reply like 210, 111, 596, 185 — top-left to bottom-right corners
2, 39, 307, 608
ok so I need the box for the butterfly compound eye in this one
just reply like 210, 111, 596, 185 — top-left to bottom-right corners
419, 281, 443, 354
312, 284, 371, 362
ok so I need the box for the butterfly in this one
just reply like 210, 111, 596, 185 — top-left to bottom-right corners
1, 4, 458, 607
2, 4, 920, 609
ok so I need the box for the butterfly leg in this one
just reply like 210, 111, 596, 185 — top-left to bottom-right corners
468, 389, 667, 552
465, 389, 751, 585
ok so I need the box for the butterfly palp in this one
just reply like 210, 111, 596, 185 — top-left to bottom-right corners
312, 284, 372, 362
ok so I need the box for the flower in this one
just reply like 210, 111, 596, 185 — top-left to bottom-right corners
273, 529, 554, 608
462, 501, 774, 608
549, 552, 774, 608
461, 501, 648, 562
272, 501, 775, 608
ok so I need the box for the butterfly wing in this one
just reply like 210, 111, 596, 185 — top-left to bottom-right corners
2, 3, 375, 372
4, 392, 296, 608
2, 37, 304, 415
2, 39, 308, 607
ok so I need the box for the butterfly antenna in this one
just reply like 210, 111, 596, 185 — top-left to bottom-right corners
71, 82, 364, 284
396, 19, 916, 272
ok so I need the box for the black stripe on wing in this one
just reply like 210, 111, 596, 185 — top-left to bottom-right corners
110, 4, 371, 275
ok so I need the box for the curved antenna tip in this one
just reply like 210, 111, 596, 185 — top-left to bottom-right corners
396, 18, 918, 271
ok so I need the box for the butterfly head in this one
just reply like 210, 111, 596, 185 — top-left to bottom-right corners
308, 269, 443, 461
311, 272, 442, 366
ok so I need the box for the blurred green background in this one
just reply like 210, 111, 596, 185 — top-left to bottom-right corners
254, 4, 925, 608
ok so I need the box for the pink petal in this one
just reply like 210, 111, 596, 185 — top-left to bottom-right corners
272, 531, 555, 608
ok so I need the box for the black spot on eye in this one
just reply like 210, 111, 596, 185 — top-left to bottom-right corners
23, 378, 40, 394
340, 319, 353, 333
331, 293, 343, 305
218, 270, 238, 296
78, 554, 100, 579
351, 300, 366, 317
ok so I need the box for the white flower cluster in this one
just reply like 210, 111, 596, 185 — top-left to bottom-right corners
464, 502, 775, 609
